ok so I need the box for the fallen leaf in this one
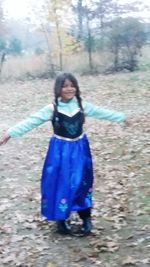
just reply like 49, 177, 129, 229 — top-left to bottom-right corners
122, 256, 138, 266
46, 262, 56, 267
140, 258, 150, 264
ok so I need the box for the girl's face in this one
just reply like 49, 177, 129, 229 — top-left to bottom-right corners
60, 79, 76, 102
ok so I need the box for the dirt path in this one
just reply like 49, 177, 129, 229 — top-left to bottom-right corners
0, 73, 150, 267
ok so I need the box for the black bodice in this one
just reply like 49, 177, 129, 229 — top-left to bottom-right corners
52, 110, 84, 139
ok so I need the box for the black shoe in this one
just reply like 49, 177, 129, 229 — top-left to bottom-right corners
81, 217, 92, 235
56, 220, 71, 235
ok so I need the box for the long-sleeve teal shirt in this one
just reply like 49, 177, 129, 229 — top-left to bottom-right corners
7, 98, 126, 138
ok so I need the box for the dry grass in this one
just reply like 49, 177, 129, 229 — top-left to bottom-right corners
1, 50, 113, 80
1, 46, 150, 80
2, 54, 48, 79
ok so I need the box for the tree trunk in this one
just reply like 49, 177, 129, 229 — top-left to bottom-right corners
86, 15, 93, 71
55, 14, 63, 71
77, 0, 83, 40
99, 11, 105, 49
41, 24, 55, 77
0, 52, 6, 77
113, 44, 119, 71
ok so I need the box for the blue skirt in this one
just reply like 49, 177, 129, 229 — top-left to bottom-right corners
41, 134, 93, 220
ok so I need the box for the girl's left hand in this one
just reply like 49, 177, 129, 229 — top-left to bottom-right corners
0, 134, 11, 146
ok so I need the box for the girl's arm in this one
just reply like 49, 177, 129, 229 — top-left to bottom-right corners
83, 101, 125, 123
6, 105, 53, 138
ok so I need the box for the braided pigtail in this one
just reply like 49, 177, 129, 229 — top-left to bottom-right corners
52, 96, 60, 128
76, 92, 85, 124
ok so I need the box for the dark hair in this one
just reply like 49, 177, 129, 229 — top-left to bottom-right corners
52, 73, 85, 124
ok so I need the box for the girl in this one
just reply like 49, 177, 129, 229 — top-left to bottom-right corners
0, 73, 126, 235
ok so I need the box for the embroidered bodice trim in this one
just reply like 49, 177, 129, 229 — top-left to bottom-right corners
52, 110, 84, 139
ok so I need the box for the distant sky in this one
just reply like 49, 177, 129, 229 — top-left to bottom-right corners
4, 0, 30, 19
3, 0, 38, 19
3, 0, 150, 20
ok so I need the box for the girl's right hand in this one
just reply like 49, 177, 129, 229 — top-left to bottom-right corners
0, 134, 11, 146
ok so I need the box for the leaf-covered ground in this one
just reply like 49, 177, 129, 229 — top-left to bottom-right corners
0, 72, 150, 267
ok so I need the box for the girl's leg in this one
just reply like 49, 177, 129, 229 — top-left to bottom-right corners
78, 208, 91, 219
56, 220, 72, 235
56, 220, 71, 235
77, 208, 92, 234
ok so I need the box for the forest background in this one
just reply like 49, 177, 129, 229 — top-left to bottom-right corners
0, 0, 150, 79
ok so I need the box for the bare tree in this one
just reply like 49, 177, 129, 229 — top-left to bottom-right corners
0, 0, 6, 76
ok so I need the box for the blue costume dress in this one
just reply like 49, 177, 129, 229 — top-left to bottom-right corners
41, 109, 93, 220
7, 97, 125, 221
